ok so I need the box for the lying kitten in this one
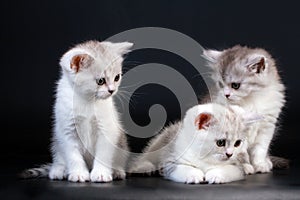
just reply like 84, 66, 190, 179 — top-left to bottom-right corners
130, 103, 259, 184
21, 40, 133, 182
203, 45, 287, 173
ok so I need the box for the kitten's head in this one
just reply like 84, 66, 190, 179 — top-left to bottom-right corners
60, 40, 133, 100
183, 103, 262, 163
203, 45, 278, 103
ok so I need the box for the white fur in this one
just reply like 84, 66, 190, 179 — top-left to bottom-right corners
130, 103, 255, 184
48, 41, 133, 182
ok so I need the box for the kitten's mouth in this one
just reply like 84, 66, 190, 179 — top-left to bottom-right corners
225, 98, 239, 104
225, 97, 234, 102
95, 93, 112, 100
221, 156, 230, 161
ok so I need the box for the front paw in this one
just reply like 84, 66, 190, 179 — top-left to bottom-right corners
113, 169, 126, 180
90, 168, 113, 182
68, 170, 90, 182
205, 169, 226, 184
184, 172, 205, 184
169, 167, 205, 184
253, 161, 272, 173
49, 165, 66, 180
243, 164, 255, 175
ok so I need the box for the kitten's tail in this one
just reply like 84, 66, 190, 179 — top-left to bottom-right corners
270, 156, 290, 169
19, 164, 51, 179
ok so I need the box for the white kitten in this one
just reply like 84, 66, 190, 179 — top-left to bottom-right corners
203, 45, 286, 173
21, 40, 133, 182
130, 103, 259, 184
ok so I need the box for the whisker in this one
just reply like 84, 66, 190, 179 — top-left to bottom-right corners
117, 90, 141, 109
119, 82, 143, 89
116, 93, 136, 109
115, 94, 125, 111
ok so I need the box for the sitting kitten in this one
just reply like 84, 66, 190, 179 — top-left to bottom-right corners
21, 40, 133, 182
203, 45, 286, 173
130, 103, 259, 184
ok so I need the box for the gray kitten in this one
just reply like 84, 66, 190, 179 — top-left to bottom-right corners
203, 45, 287, 173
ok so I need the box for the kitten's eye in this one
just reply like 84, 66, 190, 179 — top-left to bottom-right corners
216, 139, 226, 147
231, 82, 240, 90
114, 74, 120, 82
97, 78, 106, 86
234, 140, 242, 147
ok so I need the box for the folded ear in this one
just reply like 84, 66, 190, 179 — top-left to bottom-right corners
70, 54, 93, 73
242, 112, 264, 125
194, 112, 213, 130
202, 49, 223, 63
60, 49, 93, 73
247, 55, 266, 74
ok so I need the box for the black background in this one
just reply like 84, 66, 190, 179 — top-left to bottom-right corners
1, 0, 299, 171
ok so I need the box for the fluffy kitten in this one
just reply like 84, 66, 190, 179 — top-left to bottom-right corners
130, 103, 259, 184
203, 45, 286, 173
21, 40, 133, 182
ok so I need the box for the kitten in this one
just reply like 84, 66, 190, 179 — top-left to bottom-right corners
203, 45, 287, 173
130, 103, 259, 184
21, 40, 133, 182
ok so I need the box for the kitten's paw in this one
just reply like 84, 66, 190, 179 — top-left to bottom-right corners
253, 157, 273, 173
129, 161, 156, 175
113, 169, 126, 180
68, 170, 90, 182
243, 164, 255, 175
253, 162, 272, 173
49, 165, 66, 180
205, 169, 226, 184
184, 173, 205, 184
169, 167, 205, 184
90, 168, 113, 182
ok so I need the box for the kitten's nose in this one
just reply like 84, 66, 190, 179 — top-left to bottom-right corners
108, 90, 115, 94
226, 153, 233, 158
225, 94, 230, 98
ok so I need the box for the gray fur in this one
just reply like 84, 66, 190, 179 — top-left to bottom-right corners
203, 45, 287, 172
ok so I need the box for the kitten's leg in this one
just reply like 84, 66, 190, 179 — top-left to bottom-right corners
60, 135, 90, 182
205, 165, 244, 184
163, 163, 205, 184
112, 136, 128, 180
237, 152, 254, 175
49, 149, 66, 180
90, 131, 120, 182
250, 124, 274, 173
112, 155, 127, 180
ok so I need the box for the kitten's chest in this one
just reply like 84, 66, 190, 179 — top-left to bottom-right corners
73, 105, 98, 147
242, 88, 284, 115
73, 100, 115, 136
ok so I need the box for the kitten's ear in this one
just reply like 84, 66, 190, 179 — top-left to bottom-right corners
242, 112, 264, 125
60, 49, 93, 73
102, 41, 134, 56
247, 55, 266, 74
70, 54, 93, 73
202, 49, 223, 63
194, 113, 213, 130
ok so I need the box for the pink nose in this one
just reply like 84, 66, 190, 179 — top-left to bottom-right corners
225, 94, 230, 98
